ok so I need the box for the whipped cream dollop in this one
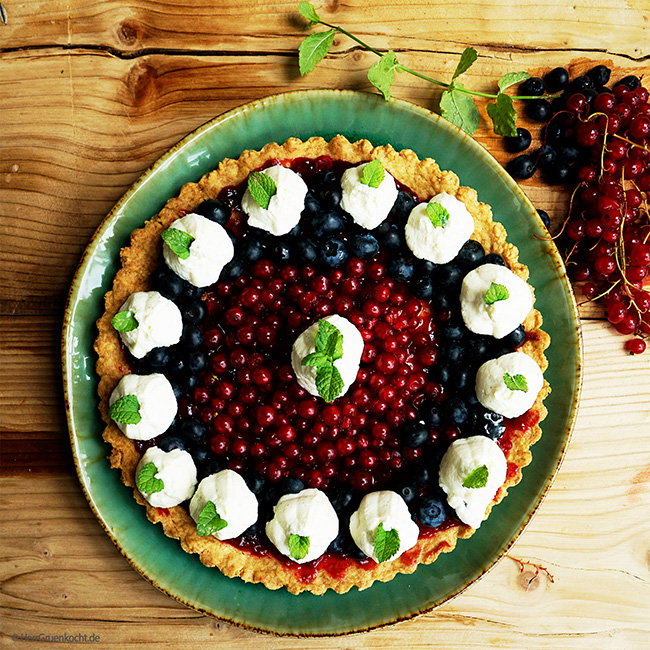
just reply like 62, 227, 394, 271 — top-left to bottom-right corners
349, 491, 419, 563
135, 447, 197, 508
475, 351, 544, 419
265, 488, 339, 564
162, 213, 234, 287
109, 373, 177, 441
405, 192, 475, 264
291, 314, 364, 401
460, 263, 534, 339
439, 435, 507, 529
189, 470, 258, 540
340, 161, 398, 229
241, 165, 309, 236
116, 291, 183, 359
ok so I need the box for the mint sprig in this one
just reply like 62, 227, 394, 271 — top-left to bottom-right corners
484, 282, 510, 305
301, 319, 345, 402
289, 533, 310, 560
247, 171, 278, 210
373, 522, 400, 563
360, 159, 385, 188
109, 394, 142, 425
111, 310, 138, 332
161, 227, 194, 260
462, 464, 489, 489
196, 501, 228, 536
136, 461, 164, 494
296, 2, 558, 136
426, 201, 450, 229
503, 372, 528, 392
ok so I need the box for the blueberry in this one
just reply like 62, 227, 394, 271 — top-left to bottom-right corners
387, 255, 414, 282
466, 336, 490, 363
170, 381, 182, 400
151, 267, 184, 300
544, 67, 569, 92
411, 275, 434, 299
544, 161, 572, 185
186, 349, 208, 373
430, 292, 449, 311
420, 401, 442, 428
544, 122, 565, 146
502, 324, 526, 348
397, 483, 417, 504
616, 75, 640, 91
507, 153, 536, 180
389, 191, 417, 221
435, 364, 451, 384
554, 141, 578, 164
245, 471, 266, 495
568, 75, 594, 95
415, 259, 438, 277
168, 348, 186, 376
583, 87, 598, 106
179, 418, 207, 444
482, 253, 506, 267
447, 397, 468, 425
328, 532, 345, 553
504, 127, 532, 153
225, 229, 237, 247
344, 537, 367, 560
270, 239, 291, 262
350, 232, 380, 258
182, 300, 207, 324
482, 410, 506, 440
220, 258, 244, 281
278, 476, 305, 495
328, 486, 355, 513
537, 209, 551, 229
525, 98, 552, 122
238, 236, 265, 264
417, 496, 448, 528
443, 342, 464, 363
376, 221, 404, 249
443, 320, 465, 341
179, 373, 199, 393
179, 281, 203, 302
294, 238, 318, 263
194, 198, 230, 225
181, 323, 203, 350
286, 224, 301, 237
456, 240, 485, 269
454, 367, 472, 391
520, 76, 545, 96
301, 192, 321, 219
157, 434, 188, 453
316, 183, 342, 209
438, 263, 463, 289
311, 211, 345, 238
198, 457, 225, 479
413, 464, 430, 487
143, 346, 170, 371
537, 145, 557, 170
320, 237, 348, 267
404, 420, 430, 448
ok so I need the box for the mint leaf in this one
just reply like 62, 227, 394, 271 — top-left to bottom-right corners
462, 464, 489, 489
298, 28, 336, 75
484, 282, 510, 305
503, 372, 528, 392
196, 501, 228, 536
314, 319, 337, 351
323, 330, 343, 361
247, 171, 277, 210
289, 533, 310, 560
111, 310, 138, 333
439, 85, 481, 135
373, 522, 400, 563
498, 71, 531, 92
301, 351, 329, 369
487, 92, 517, 137
426, 201, 450, 228
367, 50, 401, 101
161, 228, 194, 260
298, 1, 320, 26
109, 394, 142, 425
359, 159, 385, 188
452, 47, 478, 81
136, 461, 164, 494
316, 363, 344, 403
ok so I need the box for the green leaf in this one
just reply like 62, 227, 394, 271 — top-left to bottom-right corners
298, 28, 336, 75
161, 227, 195, 260
373, 522, 400, 563
486, 92, 517, 137
313, 319, 342, 354
289, 533, 310, 560
503, 372, 528, 392
136, 461, 164, 494
452, 47, 478, 81
498, 71, 531, 92
301, 351, 329, 369
315, 363, 344, 402
426, 201, 450, 229
298, 1, 321, 27
196, 501, 228, 536
439, 85, 481, 135
111, 310, 138, 333
484, 282, 510, 305
367, 50, 400, 101
247, 171, 277, 210
359, 159, 385, 188
109, 394, 142, 425
462, 464, 489, 489
323, 330, 343, 361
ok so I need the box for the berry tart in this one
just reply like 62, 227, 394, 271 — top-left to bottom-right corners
95, 135, 550, 595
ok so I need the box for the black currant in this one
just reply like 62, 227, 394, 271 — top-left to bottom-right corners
504, 127, 532, 153
507, 154, 536, 180
525, 98, 552, 122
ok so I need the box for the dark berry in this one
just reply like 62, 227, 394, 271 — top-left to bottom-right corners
311, 211, 345, 238
238, 236, 265, 264
520, 76, 545, 96
525, 98, 552, 122
417, 496, 447, 527
177, 372, 198, 393
270, 240, 291, 262
320, 237, 348, 267
413, 464, 430, 487
568, 75, 594, 95
245, 471, 266, 495
504, 127, 532, 153
403, 420, 430, 448
587, 65, 611, 86
278, 477, 305, 495
482, 253, 506, 267
507, 154, 536, 180
544, 161, 572, 185
301, 192, 320, 218
397, 483, 417, 504
536, 145, 557, 170
186, 350, 208, 373
466, 335, 490, 363
544, 122, 565, 146
143, 346, 170, 371
558, 142, 580, 163
502, 324, 526, 348
194, 199, 230, 225
294, 238, 319, 263
181, 323, 203, 350
411, 275, 434, 299
387, 255, 414, 282
456, 240, 485, 269
316, 183, 342, 209
350, 232, 380, 258
157, 434, 188, 453
438, 263, 463, 288
544, 67, 569, 92
182, 300, 207, 324
376, 221, 404, 249
443, 342, 464, 364
389, 191, 417, 220
221, 258, 244, 281
482, 411, 506, 439
616, 75, 640, 91
179, 418, 208, 444
151, 267, 184, 300
447, 397, 468, 425
414, 259, 438, 277
537, 209, 551, 229
420, 401, 442, 428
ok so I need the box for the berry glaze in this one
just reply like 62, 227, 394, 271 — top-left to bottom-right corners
133, 154, 539, 581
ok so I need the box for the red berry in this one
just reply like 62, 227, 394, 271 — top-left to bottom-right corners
625, 338, 646, 355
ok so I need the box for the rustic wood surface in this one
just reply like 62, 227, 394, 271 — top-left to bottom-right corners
1, 0, 649, 646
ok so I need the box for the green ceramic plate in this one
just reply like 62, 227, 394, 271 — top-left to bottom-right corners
63, 90, 582, 636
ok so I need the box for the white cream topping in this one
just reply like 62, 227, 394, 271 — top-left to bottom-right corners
189, 470, 258, 540
475, 351, 544, 419
109, 373, 177, 441
349, 490, 419, 563
265, 488, 339, 564
460, 264, 534, 339
291, 314, 364, 400
135, 447, 197, 508
404, 192, 475, 264
162, 212, 234, 287
340, 162, 398, 229
438, 436, 507, 529
241, 165, 308, 236
116, 291, 183, 359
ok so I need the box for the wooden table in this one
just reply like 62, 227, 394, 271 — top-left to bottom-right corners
2, 0, 649, 646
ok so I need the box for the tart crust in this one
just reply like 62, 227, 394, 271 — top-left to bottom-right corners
95, 135, 550, 595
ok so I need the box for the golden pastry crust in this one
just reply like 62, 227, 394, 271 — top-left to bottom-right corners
95, 135, 550, 595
